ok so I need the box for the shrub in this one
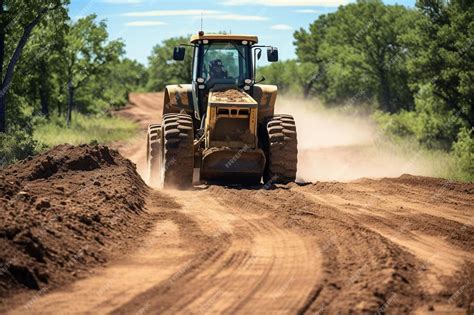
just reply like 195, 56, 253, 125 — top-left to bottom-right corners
0, 129, 45, 167
451, 127, 474, 182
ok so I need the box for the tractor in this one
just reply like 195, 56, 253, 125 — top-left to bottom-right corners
146, 32, 298, 188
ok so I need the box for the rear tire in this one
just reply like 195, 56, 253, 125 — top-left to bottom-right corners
262, 114, 298, 184
161, 113, 194, 189
147, 123, 162, 187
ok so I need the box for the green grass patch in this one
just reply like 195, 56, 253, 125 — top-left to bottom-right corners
34, 112, 138, 147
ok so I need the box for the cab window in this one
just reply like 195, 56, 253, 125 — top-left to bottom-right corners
201, 42, 249, 84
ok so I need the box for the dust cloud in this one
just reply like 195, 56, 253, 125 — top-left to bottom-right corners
276, 96, 435, 182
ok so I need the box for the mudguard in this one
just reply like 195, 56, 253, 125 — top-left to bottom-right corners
163, 84, 194, 116
253, 84, 277, 123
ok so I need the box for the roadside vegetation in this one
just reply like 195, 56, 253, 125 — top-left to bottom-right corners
33, 114, 137, 147
0, 1, 146, 166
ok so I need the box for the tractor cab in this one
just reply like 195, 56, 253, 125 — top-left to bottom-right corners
173, 32, 279, 120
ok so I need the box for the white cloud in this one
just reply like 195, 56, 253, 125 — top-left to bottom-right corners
103, 0, 142, 4
125, 21, 167, 27
294, 9, 324, 13
124, 10, 221, 17
206, 14, 269, 21
223, 0, 347, 7
270, 24, 293, 30
124, 10, 268, 21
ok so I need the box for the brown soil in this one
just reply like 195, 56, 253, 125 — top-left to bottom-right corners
1, 93, 473, 314
212, 88, 249, 103
0, 144, 150, 309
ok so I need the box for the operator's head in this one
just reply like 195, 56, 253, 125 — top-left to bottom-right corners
209, 59, 227, 79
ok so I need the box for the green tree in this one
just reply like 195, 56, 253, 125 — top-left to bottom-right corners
294, 14, 334, 98
294, 0, 417, 111
101, 58, 147, 108
15, 18, 68, 118
61, 14, 124, 127
0, 0, 68, 132
259, 60, 317, 96
406, 0, 473, 128
378, 0, 473, 151
147, 36, 192, 91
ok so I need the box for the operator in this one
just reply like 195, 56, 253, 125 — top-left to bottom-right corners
209, 59, 228, 80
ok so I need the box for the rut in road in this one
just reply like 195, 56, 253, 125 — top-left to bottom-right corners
113, 189, 322, 314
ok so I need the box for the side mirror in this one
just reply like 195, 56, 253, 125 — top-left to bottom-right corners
173, 46, 185, 61
267, 47, 278, 62
255, 76, 266, 84
257, 50, 262, 60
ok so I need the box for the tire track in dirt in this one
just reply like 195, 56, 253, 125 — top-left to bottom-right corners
209, 186, 425, 313
111, 189, 322, 314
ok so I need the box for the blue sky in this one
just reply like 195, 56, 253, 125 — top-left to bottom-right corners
69, 0, 416, 65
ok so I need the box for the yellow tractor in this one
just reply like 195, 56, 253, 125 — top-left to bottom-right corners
147, 32, 297, 188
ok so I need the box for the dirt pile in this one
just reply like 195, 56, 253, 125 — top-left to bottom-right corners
0, 144, 149, 299
212, 89, 249, 103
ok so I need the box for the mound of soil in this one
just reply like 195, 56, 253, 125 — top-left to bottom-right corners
212, 89, 249, 103
0, 144, 149, 298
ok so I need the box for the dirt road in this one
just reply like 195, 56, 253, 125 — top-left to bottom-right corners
7, 93, 473, 314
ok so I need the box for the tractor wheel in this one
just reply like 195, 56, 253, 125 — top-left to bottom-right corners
262, 114, 298, 184
161, 113, 194, 189
147, 123, 162, 187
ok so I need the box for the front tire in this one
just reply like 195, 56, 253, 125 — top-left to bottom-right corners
161, 113, 194, 189
262, 114, 298, 184
147, 123, 162, 187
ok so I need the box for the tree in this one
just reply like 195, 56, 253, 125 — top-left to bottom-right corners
406, 0, 473, 128
147, 36, 192, 91
294, 0, 417, 111
259, 60, 317, 96
100, 58, 147, 108
15, 18, 68, 118
294, 14, 335, 98
61, 15, 123, 127
0, 0, 67, 132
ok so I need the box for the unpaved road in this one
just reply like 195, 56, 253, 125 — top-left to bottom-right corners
8, 93, 473, 314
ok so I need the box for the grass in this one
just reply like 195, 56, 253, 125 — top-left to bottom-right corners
34, 112, 138, 147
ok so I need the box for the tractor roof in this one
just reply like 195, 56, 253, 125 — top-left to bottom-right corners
190, 33, 258, 44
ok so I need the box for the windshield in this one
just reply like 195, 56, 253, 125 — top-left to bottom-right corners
200, 43, 250, 85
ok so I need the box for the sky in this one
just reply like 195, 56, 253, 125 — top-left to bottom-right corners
69, 0, 416, 65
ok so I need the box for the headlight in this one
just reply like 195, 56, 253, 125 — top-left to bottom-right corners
197, 78, 205, 83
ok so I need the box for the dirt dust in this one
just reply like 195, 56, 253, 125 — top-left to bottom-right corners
1, 93, 473, 314
276, 97, 438, 182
